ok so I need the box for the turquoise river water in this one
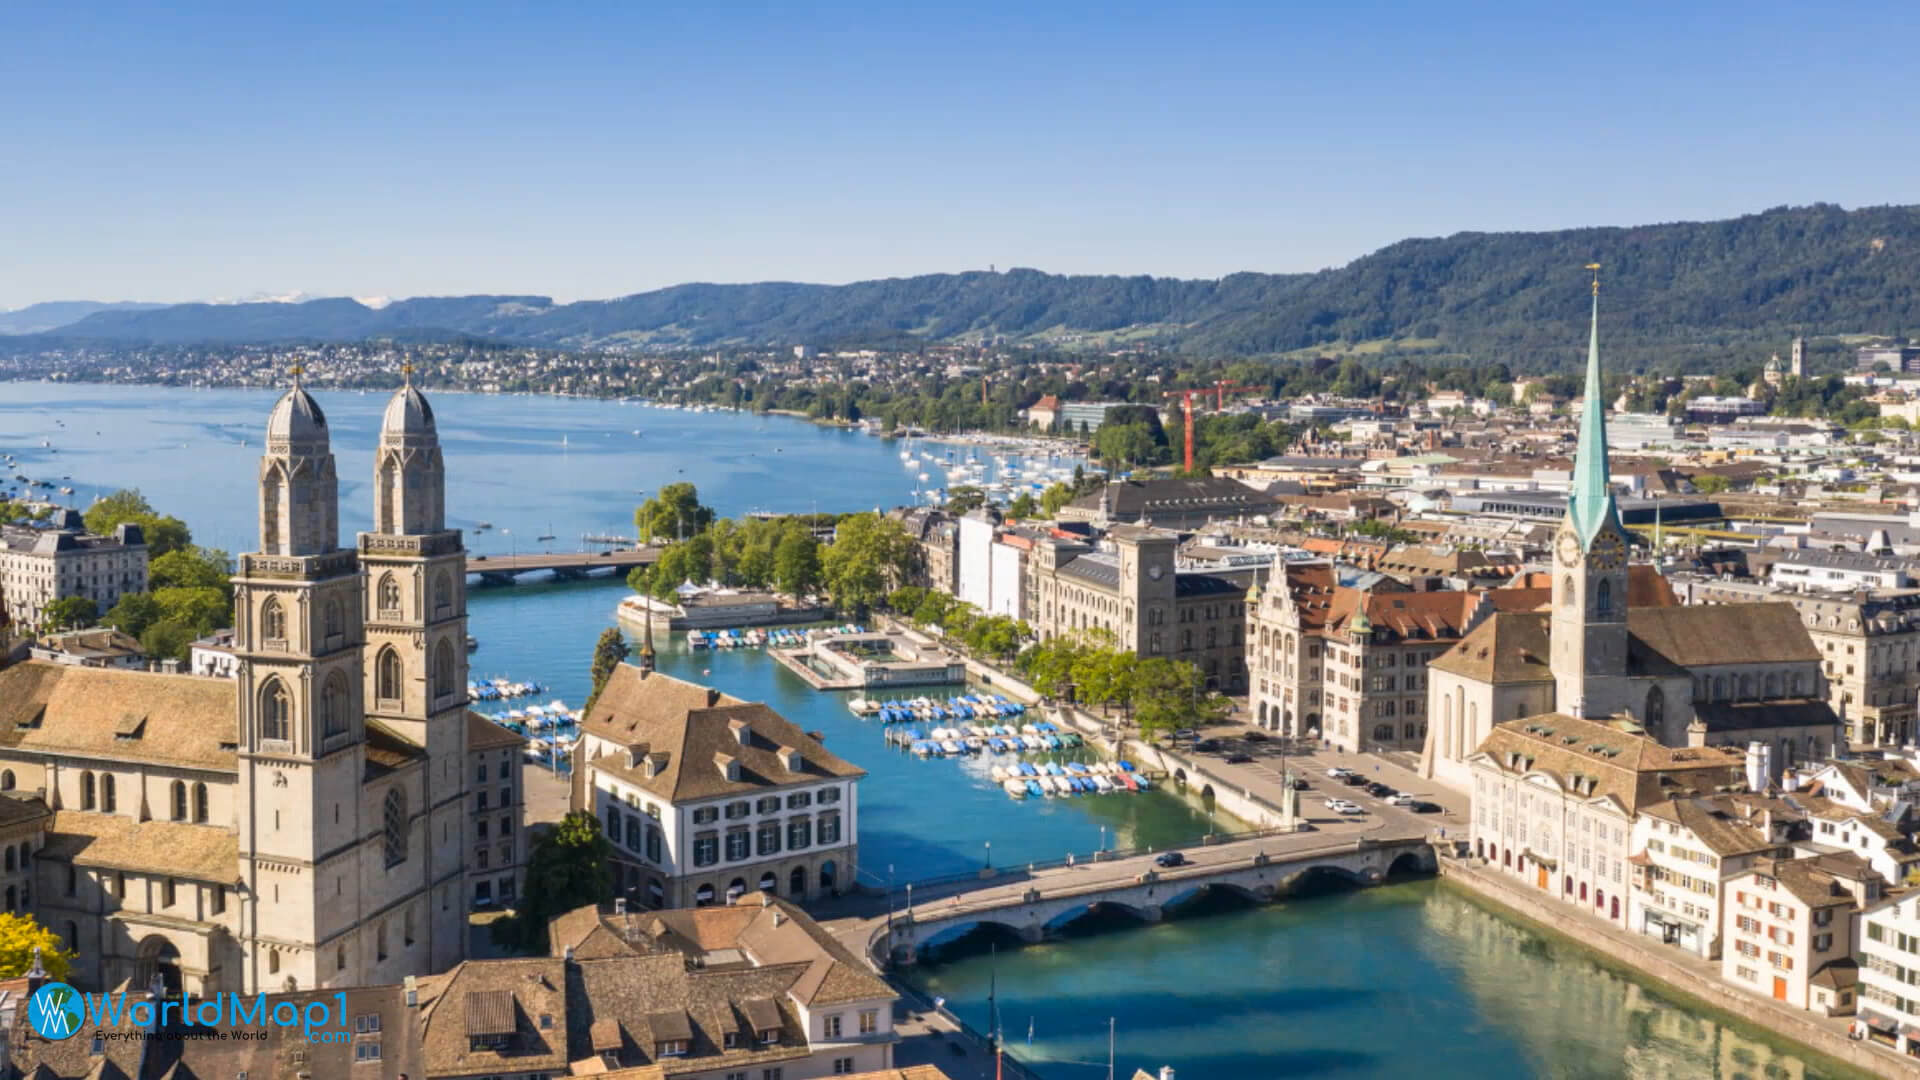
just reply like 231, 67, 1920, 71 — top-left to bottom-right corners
0, 383, 1873, 1079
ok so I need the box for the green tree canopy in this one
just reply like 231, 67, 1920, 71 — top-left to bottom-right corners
518, 810, 613, 949
635, 483, 714, 544
41, 596, 98, 631
148, 546, 232, 593
585, 628, 629, 713
820, 513, 917, 618
83, 489, 192, 556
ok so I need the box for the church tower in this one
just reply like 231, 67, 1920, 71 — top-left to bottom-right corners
232, 372, 370, 992
360, 368, 471, 973
1550, 268, 1633, 720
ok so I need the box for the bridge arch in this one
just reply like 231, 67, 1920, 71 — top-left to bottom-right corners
914, 919, 1027, 961
1387, 850, 1431, 878
1162, 880, 1262, 913
1043, 899, 1157, 933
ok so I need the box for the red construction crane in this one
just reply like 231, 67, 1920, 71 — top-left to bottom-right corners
1163, 383, 1260, 472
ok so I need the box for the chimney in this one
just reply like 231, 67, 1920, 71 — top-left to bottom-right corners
563, 946, 574, 962
614, 897, 627, 916
404, 974, 419, 1007
1161, 1068, 1176, 1080
1745, 741, 1766, 793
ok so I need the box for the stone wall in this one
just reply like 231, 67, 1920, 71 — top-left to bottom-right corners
1439, 857, 1912, 1079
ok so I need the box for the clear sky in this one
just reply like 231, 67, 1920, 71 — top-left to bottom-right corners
6, 1, 1917, 309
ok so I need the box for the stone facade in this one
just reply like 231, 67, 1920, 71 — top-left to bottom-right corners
0, 517, 147, 629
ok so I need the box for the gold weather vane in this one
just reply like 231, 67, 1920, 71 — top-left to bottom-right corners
289, 362, 305, 385
1587, 262, 1602, 295
401, 362, 415, 384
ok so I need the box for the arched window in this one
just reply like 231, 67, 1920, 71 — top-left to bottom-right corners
377, 648, 403, 702
101, 774, 116, 813
433, 572, 452, 615
789, 866, 807, 898
261, 596, 286, 642
320, 674, 349, 737
432, 640, 455, 700
383, 789, 408, 867
1740, 673, 1756, 699
80, 771, 96, 811
0, 770, 13, 792
1645, 687, 1665, 733
269, 950, 280, 975
193, 782, 209, 825
378, 573, 401, 614
171, 781, 187, 822
1714, 675, 1728, 700
1595, 579, 1613, 617
1764, 672, 1781, 698
259, 678, 291, 742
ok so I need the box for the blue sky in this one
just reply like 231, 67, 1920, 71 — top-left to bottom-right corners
5, 1, 1916, 308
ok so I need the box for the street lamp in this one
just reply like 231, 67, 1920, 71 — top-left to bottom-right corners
984, 841, 992, 870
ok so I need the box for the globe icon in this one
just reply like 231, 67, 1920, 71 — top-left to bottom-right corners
29, 982, 84, 1041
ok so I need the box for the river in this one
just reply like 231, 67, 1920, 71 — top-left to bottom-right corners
0, 382, 1871, 1079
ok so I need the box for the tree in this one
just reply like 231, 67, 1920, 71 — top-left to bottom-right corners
773, 533, 823, 598
1133, 657, 1213, 738
1040, 482, 1077, 517
887, 586, 927, 615
821, 513, 917, 618
518, 810, 613, 948
82, 489, 192, 556
945, 486, 987, 513
585, 628, 629, 714
0, 912, 75, 981
1094, 422, 1160, 467
147, 546, 232, 593
1006, 492, 1037, 519
139, 619, 201, 663
634, 483, 714, 544
41, 596, 97, 630
151, 586, 229, 632
1692, 473, 1732, 494
103, 592, 163, 638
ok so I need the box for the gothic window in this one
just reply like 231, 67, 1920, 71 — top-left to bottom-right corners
323, 598, 344, 644
259, 678, 291, 742
383, 789, 408, 867
1714, 675, 1729, 700
377, 647, 403, 702
171, 781, 187, 822
432, 640, 455, 701
378, 573, 401, 615
1595, 579, 1613, 617
80, 771, 95, 811
101, 774, 116, 813
1645, 687, 1665, 733
321, 673, 349, 737
193, 782, 209, 824
1765, 672, 1781, 698
433, 572, 452, 615
261, 596, 286, 642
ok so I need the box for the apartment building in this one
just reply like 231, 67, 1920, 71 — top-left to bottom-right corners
1722, 853, 1879, 1014
0, 517, 148, 629
466, 715, 525, 909
1628, 792, 1796, 958
1858, 893, 1920, 1059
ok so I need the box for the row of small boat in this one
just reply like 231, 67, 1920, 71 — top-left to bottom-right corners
489, 700, 577, 730
690, 625, 866, 649
852, 693, 1028, 723
892, 722, 1076, 756
469, 678, 548, 701
997, 760, 1148, 799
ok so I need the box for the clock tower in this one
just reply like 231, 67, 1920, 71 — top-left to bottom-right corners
1550, 266, 1632, 719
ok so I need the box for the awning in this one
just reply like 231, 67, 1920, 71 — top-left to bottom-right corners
1858, 1009, 1899, 1032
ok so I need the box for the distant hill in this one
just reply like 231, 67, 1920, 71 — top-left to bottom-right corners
28, 203, 1920, 364
0, 300, 166, 335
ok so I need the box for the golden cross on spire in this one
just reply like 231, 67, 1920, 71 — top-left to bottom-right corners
401, 362, 415, 385
1586, 262, 1602, 296
289, 362, 305, 385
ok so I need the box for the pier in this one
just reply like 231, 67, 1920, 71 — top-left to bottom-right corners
816, 829, 1437, 968
467, 547, 660, 586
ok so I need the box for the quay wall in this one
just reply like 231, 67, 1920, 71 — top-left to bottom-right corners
1438, 857, 1910, 1079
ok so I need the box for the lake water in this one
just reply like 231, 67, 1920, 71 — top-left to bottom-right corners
0, 381, 1868, 1079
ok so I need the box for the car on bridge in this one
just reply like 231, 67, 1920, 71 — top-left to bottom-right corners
1155, 852, 1189, 868
1324, 798, 1363, 814
1325, 766, 1354, 779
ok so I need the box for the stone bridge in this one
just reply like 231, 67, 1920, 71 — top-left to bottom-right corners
468, 547, 660, 586
870, 835, 1435, 966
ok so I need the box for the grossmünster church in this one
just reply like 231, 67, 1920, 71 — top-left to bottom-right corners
0, 375, 486, 994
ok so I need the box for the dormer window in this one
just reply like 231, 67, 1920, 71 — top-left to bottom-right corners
656, 1040, 687, 1058
780, 746, 805, 773
758, 1027, 780, 1045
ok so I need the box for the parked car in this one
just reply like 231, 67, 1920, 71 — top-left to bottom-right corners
1386, 793, 1415, 807
1155, 852, 1189, 868
1328, 799, 1364, 815
1410, 801, 1442, 814
1173, 728, 1199, 741
1342, 773, 1369, 786
1284, 775, 1310, 790
1325, 767, 1352, 779
1366, 782, 1396, 798
1195, 739, 1222, 753
1224, 752, 1254, 764
1244, 731, 1269, 742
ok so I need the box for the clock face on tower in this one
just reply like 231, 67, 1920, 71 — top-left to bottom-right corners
1556, 531, 1583, 568
1589, 531, 1626, 571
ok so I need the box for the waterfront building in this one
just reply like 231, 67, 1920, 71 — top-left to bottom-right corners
1422, 287, 1843, 792
9, 895, 903, 1080
1057, 400, 1130, 434
1796, 801, 1920, 891
1026, 393, 1061, 430
955, 508, 1000, 611
0, 513, 147, 629
0, 376, 492, 994
1026, 525, 1247, 692
572, 664, 865, 909
1722, 853, 1879, 1014
1467, 713, 1749, 928
1245, 568, 1488, 748
1857, 891, 1920, 1057
1627, 791, 1795, 957
467, 718, 526, 910
1057, 476, 1279, 529
1768, 548, 1915, 593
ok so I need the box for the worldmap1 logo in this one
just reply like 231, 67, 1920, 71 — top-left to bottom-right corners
29, 982, 85, 1041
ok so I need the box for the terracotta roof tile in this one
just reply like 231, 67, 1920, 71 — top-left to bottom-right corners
0, 661, 236, 770
39, 810, 238, 883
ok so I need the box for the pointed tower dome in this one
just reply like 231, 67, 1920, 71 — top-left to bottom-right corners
373, 366, 446, 535
258, 366, 340, 556
266, 379, 329, 454
1566, 265, 1621, 548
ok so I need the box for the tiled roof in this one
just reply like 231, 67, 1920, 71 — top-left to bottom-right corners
1325, 589, 1484, 643
0, 661, 237, 770
1499, 565, 1679, 610
1471, 713, 1749, 814
1638, 796, 1783, 857
420, 957, 570, 1076
1628, 603, 1820, 667
1690, 699, 1840, 734
581, 667, 863, 803
365, 719, 429, 780
467, 709, 526, 751
39, 810, 238, 883
1430, 612, 1554, 685
1055, 554, 1121, 589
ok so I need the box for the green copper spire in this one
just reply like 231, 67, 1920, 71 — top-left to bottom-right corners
1568, 264, 1619, 547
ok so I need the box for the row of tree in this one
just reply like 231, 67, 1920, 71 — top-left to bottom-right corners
1014, 632, 1229, 738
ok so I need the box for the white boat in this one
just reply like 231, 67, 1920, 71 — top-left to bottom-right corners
1093, 775, 1115, 793
1003, 779, 1029, 799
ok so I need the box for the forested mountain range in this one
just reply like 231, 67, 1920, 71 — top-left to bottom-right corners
18, 203, 1920, 367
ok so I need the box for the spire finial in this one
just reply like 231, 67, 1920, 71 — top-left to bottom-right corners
401, 362, 414, 386
289, 362, 305, 387
1587, 262, 1601, 296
